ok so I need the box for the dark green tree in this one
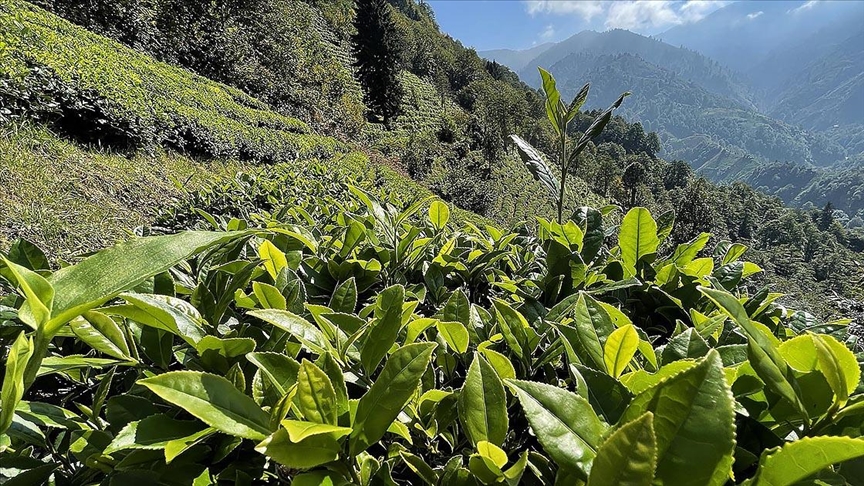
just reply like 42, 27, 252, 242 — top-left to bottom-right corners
818, 202, 836, 231
352, 0, 404, 126
622, 157, 648, 208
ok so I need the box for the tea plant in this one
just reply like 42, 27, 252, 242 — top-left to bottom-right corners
1, 185, 862, 485
511, 68, 629, 223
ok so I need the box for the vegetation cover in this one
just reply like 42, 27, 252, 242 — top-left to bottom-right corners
1, 181, 863, 484
0, 3, 863, 484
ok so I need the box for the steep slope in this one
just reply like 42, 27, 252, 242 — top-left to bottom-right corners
768, 30, 864, 138
546, 52, 844, 168
0, 0, 475, 257
658, 0, 864, 155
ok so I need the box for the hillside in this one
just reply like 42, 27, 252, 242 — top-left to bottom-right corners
538, 50, 844, 167
658, 0, 864, 154
0, 0, 492, 258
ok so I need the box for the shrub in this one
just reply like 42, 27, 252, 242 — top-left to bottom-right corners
1, 188, 863, 484
0, 0, 342, 161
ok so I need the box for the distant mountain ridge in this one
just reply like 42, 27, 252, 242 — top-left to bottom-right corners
481, 42, 553, 72
478, 8, 863, 215
513, 29, 754, 108
479, 28, 846, 168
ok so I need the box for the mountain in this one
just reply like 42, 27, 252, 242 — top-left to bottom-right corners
481, 42, 553, 72
504, 29, 753, 107
481, 29, 846, 169
657, 0, 864, 75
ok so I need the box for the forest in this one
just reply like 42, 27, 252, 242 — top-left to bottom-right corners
0, 0, 862, 484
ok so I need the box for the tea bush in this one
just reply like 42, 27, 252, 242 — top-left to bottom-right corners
0, 0, 341, 161
1, 185, 862, 484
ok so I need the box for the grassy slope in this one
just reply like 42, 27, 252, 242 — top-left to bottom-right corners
0, 1, 487, 259
0, 126, 248, 259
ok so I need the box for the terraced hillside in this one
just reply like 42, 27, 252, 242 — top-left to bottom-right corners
0, 0, 487, 258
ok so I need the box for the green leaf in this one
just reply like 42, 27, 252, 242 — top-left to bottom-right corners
437, 321, 469, 354
292, 471, 350, 486
752, 437, 864, 486
329, 278, 357, 314
256, 428, 340, 469
661, 328, 710, 365
538, 67, 563, 133
400, 450, 439, 485
249, 309, 330, 355
811, 333, 860, 407
604, 324, 638, 379
164, 427, 217, 464
510, 134, 560, 204
48, 231, 246, 332
587, 412, 657, 486
479, 348, 516, 381
572, 364, 633, 424
700, 286, 807, 419
571, 92, 630, 163
492, 299, 531, 360
70, 311, 132, 361
246, 352, 300, 397
566, 82, 590, 121
506, 379, 605, 478
138, 371, 271, 440
196, 336, 256, 359
1, 332, 33, 434
104, 414, 205, 454
6, 238, 49, 271
3, 462, 58, 486
114, 293, 208, 345
556, 293, 614, 371
258, 239, 288, 280
2, 257, 53, 330
252, 282, 286, 310
350, 343, 437, 455
296, 360, 337, 425
360, 285, 405, 372
280, 420, 352, 442
669, 232, 711, 267
618, 208, 659, 277
429, 201, 450, 230
619, 350, 735, 486
459, 354, 508, 446
37, 355, 128, 377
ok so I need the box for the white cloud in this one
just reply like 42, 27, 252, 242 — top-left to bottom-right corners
789, 1, 820, 14
524, 1, 605, 21
605, 1, 682, 30
540, 24, 556, 40
747, 11, 764, 19
523, 1, 730, 33
679, 0, 730, 22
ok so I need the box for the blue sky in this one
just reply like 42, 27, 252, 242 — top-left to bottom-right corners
426, 1, 738, 50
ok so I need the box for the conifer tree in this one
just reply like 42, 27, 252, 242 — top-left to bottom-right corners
352, 0, 404, 126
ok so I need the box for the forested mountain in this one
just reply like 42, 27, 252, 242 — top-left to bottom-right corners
512, 29, 753, 106
479, 9, 864, 219
659, 0, 864, 155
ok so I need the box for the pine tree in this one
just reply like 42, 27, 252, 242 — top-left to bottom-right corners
352, 0, 404, 127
